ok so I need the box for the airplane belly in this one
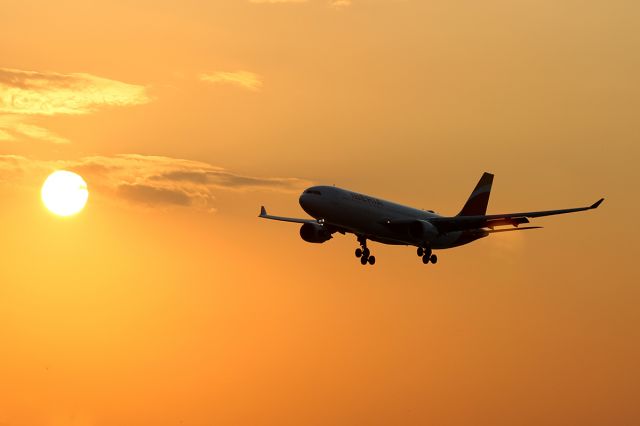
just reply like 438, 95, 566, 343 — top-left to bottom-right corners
431, 232, 462, 249
431, 231, 486, 249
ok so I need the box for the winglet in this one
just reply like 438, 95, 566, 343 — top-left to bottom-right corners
590, 198, 604, 209
259, 206, 267, 217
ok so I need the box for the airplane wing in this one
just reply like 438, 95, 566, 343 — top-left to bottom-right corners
258, 206, 318, 224
428, 198, 604, 233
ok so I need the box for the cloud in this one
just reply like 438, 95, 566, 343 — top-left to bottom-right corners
118, 183, 193, 207
0, 67, 151, 143
329, 0, 352, 7
0, 68, 150, 116
249, 0, 308, 3
249, 0, 351, 7
0, 154, 311, 212
0, 115, 69, 144
199, 71, 263, 91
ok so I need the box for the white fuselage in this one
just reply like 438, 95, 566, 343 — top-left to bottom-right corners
299, 185, 486, 249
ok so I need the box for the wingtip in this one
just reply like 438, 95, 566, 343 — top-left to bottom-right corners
590, 198, 604, 209
259, 206, 267, 217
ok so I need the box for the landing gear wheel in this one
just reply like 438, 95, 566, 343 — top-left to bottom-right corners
355, 248, 362, 258
368, 256, 376, 265
430, 254, 438, 264
417, 247, 424, 257
422, 255, 430, 264
363, 247, 370, 258
360, 256, 368, 265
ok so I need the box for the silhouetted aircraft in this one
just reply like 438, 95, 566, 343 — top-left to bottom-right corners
259, 172, 604, 266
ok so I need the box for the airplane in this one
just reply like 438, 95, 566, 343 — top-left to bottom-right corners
259, 172, 604, 266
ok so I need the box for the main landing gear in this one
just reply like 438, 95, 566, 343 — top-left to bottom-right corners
417, 245, 438, 265
355, 237, 376, 266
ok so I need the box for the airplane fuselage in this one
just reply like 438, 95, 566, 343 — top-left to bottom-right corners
299, 185, 486, 249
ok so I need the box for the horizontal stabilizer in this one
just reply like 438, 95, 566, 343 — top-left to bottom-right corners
485, 226, 542, 233
486, 217, 529, 228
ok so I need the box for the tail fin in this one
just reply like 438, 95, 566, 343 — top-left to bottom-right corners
457, 172, 494, 216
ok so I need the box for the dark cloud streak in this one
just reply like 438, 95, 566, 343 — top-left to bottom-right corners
0, 154, 312, 212
118, 184, 192, 207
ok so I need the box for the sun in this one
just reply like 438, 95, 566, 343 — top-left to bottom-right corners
41, 171, 89, 216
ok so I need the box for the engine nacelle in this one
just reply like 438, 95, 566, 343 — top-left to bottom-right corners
299, 223, 332, 244
408, 220, 439, 241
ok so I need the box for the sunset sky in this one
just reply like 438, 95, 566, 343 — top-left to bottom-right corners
1, 1, 639, 425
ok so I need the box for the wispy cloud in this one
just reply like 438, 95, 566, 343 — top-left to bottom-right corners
0, 68, 150, 115
249, 0, 308, 3
0, 115, 69, 144
249, 0, 352, 7
329, 0, 352, 8
0, 67, 151, 143
0, 154, 311, 212
199, 71, 263, 91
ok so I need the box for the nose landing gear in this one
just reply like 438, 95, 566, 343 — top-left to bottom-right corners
355, 237, 376, 266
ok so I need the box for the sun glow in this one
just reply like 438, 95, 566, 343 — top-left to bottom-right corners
41, 170, 89, 216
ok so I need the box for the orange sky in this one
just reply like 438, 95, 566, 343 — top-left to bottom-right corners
1, 1, 639, 425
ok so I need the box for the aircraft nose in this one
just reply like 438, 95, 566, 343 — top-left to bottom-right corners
299, 192, 315, 216
299, 188, 325, 217
299, 193, 308, 209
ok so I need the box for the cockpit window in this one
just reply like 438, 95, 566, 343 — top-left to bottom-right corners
304, 189, 322, 195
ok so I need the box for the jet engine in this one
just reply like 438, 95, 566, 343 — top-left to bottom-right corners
299, 223, 332, 243
408, 220, 439, 241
